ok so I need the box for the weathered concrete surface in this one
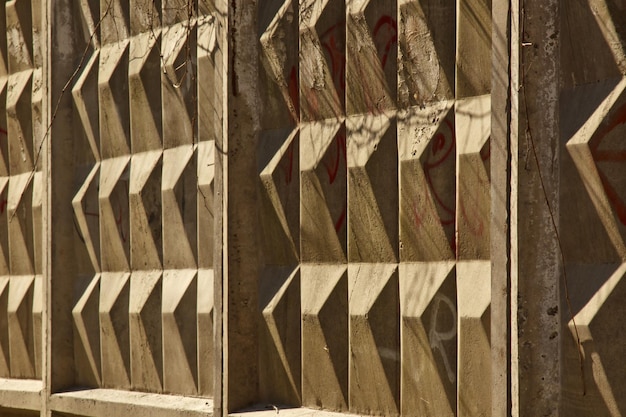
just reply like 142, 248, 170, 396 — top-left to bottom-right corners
514, 1, 561, 416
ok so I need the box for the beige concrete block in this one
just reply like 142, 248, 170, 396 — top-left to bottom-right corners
259, 0, 300, 127
570, 263, 626, 416
100, 0, 129, 45
346, 0, 396, 115
259, 128, 299, 265
163, 0, 193, 26
161, 22, 197, 149
72, 273, 101, 387
129, 31, 163, 153
8, 173, 35, 275
456, 96, 490, 260
398, 103, 455, 261
197, 268, 213, 397
197, 9, 222, 144
130, 150, 163, 270
347, 113, 398, 262
162, 269, 197, 395
72, 51, 101, 162
301, 264, 348, 412
561, 0, 621, 89
99, 41, 130, 159
99, 271, 131, 389
72, 163, 101, 273
400, 262, 456, 417
457, 261, 490, 417
456, 0, 491, 98
300, 121, 347, 263
129, 270, 162, 392
98, 156, 131, 272
6, 70, 34, 175
0, 277, 9, 377
560, 81, 625, 264
197, 141, 215, 269
398, 0, 455, 107
130, 0, 160, 35
8, 275, 35, 378
6, 0, 33, 73
299, 0, 344, 121
259, 266, 301, 406
162, 146, 197, 270
349, 263, 399, 416
77, 0, 101, 49
567, 78, 626, 260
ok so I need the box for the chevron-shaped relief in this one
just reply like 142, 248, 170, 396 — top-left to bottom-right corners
399, 102, 456, 261
301, 264, 348, 412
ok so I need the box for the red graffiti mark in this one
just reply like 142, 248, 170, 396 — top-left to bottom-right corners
423, 118, 456, 227
589, 101, 626, 226
425, 119, 455, 169
115, 205, 127, 243
598, 168, 626, 225
322, 132, 347, 184
281, 140, 296, 185
288, 66, 300, 119
412, 202, 422, 228
320, 20, 346, 97
334, 204, 347, 232
373, 15, 397, 70
459, 197, 485, 237
0, 199, 6, 214
0, 128, 7, 136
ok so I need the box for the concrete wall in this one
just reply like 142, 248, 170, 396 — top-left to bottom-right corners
0, 0, 618, 416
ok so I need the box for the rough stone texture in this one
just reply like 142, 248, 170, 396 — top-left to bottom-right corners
4, 0, 624, 416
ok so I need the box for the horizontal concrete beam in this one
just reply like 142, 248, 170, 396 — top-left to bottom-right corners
0, 378, 42, 411
49, 388, 212, 417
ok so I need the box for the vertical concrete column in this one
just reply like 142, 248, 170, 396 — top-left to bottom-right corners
491, 0, 511, 415
513, 0, 560, 416
44, 0, 78, 402
218, 0, 261, 414
257, 0, 301, 407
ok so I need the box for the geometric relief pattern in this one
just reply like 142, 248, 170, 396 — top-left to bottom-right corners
400, 262, 456, 417
565, 45, 626, 412
349, 264, 399, 416
0, 0, 43, 381
70, 0, 218, 397
255, 0, 492, 414
259, 267, 301, 406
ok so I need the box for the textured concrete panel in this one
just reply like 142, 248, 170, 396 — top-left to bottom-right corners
259, 267, 301, 406
162, 269, 197, 395
398, 0, 455, 107
349, 263, 399, 416
457, 261, 490, 417
347, 113, 398, 263
299, 0, 345, 121
301, 264, 348, 412
99, 272, 131, 389
398, 103, 455, 261
300, 121, 347, 263
400, 262, 456, 417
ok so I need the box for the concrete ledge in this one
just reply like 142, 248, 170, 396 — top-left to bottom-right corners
49, 388, 213, 417
0, 378, 42, 411
231, 406, 363, 417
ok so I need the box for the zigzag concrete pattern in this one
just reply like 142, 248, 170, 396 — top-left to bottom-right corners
6, 0, 626, 417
